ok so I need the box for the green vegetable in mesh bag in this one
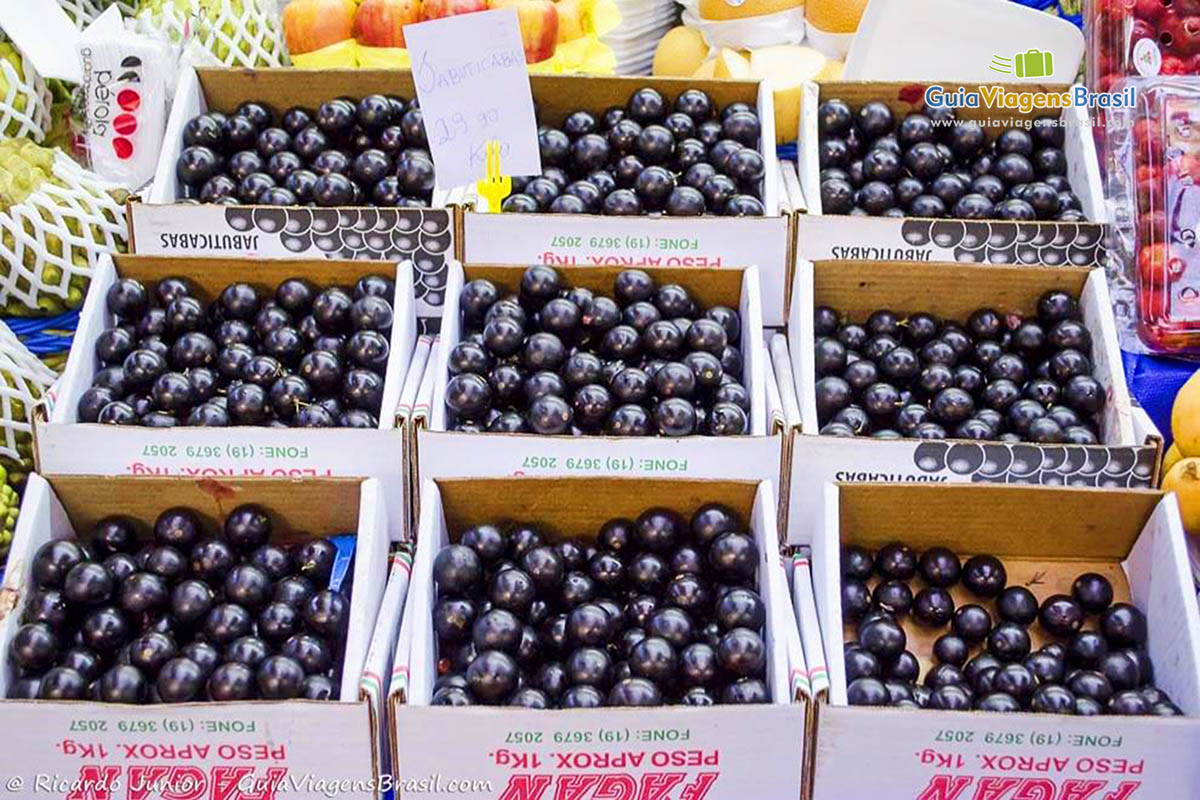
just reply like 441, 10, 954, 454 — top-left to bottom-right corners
58, 0, 143, 27
137, 0, 289, 67
0, 139, 128, 316
0, 319, 56, 521
0, 466, 19, 565
0, 37, 52, 141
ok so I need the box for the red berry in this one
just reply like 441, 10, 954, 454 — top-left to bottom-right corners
1133, 0, 1167, 22
1175, 0, 1200, 16
1161, 54, 1189, 73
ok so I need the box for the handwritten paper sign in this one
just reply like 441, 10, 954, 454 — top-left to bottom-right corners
405, 9, 542, 190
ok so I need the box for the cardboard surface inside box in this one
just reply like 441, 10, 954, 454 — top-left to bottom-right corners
392, 476, 805, 800
135, 67, 454, 320
460, 73, 794, 326
795, 80, 1108, 265
418, 261, 782, 491
0, 474, 392, 800
36, 255, 414, 515
784, 259, 1156, 535
809, 483, 1200, 800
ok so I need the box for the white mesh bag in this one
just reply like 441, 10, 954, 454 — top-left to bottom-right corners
57, 0, 143, 26
0, 37, 52, 143
0, 319, 56, 482
0, 140, 128, 317
137, 0, 289, 68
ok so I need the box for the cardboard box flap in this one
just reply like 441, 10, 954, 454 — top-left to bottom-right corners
770, 332, 802, 431
752, 480, 792, 705
359, 548, 414, 784
1125, 497, 1200, 714
762, 339, 787, 437
779, 159, 807, 216
779, 552, 810, 701
339, 478, 391, 701
398, 336, 434, 422
149, 67, 201, 205
814, 483, 845, 706
790, 550, 829, 701
787, 260, 818, 434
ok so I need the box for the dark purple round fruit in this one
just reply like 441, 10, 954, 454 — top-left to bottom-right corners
1039, 594, 1086, 639
997, 586, 1039, 625
962, 554, 1007, 598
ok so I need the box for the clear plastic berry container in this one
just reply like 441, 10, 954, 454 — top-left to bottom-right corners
1106, 78, 1200, 354
1088, 0, 1200, 89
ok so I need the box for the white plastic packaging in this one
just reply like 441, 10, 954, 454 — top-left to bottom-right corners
76, 17, 173, 189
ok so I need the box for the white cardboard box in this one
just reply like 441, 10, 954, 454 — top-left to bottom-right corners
35, 255, 416, 511
390, 476, 806, 800
0, 474, 392, 799
795, 80, 1110, 268
417, 262, 783, 492
133, 67, 455, 321
808, 482, 1200, 799
785, 259, 1161, 533
459, 74, 795, 327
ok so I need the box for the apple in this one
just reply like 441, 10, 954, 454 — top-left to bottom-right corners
355, 0, 423, 47
555, 0, 586, 43
487, 0, 558, 63
283, 0, 356, 54
422, 0, 488, 20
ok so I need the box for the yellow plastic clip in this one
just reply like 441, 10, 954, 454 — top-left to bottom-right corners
476, 139, 512, 213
